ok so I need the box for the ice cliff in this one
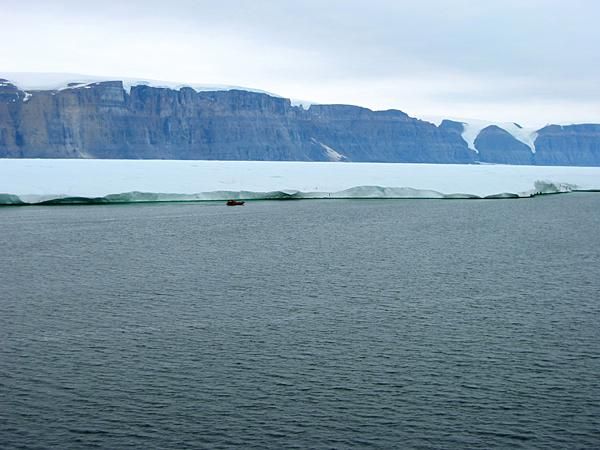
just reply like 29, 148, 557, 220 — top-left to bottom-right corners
1, 159, 599, 205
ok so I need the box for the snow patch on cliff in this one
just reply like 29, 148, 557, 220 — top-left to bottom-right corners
312, 138, 346, 161
291, 99, 317, 109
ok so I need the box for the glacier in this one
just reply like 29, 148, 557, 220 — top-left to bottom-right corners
0, 159, 599, 205
423, 116, 539, 154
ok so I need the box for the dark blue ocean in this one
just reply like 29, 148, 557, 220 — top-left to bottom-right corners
1, 195, 599, 449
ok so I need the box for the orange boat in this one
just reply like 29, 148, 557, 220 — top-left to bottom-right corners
226, 200, 245, 206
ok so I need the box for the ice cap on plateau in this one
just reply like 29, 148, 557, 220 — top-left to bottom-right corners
0, 72, 317, 107
0, 72, 278, 96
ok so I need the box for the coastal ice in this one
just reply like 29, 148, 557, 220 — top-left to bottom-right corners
0, 159, 599, 205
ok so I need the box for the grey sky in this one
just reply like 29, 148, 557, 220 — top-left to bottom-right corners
2, 0, 599, 126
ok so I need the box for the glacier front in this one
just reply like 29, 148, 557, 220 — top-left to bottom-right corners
0, 159, 599, 205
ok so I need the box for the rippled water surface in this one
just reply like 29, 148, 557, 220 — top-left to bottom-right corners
1, 195, 600, 449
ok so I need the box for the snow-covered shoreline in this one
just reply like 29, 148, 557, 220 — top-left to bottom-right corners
1, 159, 599, 205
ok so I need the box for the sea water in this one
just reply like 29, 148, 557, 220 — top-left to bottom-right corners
1, 195, 599, 448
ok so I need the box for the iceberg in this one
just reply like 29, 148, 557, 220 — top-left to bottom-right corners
0, 159, 599, 205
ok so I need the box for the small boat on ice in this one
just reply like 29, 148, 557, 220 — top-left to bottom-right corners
226, 200, 245, 206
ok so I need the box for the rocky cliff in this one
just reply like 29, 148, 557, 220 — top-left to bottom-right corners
534, 124, 600, 166
1, 78, 599, 165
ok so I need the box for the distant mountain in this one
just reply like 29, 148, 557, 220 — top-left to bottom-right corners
1, 74, 599, 165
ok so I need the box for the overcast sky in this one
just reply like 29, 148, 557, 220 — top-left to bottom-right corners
2, 0, 599, 126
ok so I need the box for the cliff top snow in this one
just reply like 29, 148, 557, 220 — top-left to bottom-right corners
0, 72, 317, 109
0, 72, 278, 96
